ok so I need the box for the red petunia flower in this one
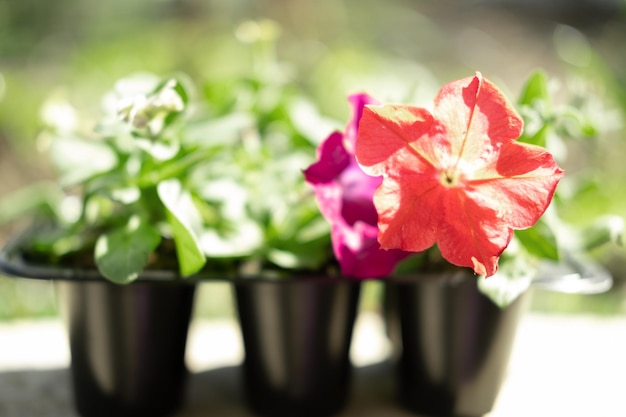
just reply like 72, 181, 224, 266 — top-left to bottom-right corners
355, 72, 564, 277
304, 93, 410, 278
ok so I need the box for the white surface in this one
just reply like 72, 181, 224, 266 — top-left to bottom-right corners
1, 312, 625, 416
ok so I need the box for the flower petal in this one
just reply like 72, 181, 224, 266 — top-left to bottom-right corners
303, 131, 351, 184
344, 93, 380, 151
434, 73, 523, 172
469, 142, 565, 229
356, 104, 435, 177
334, 220, 410, 278
374, 167, 441, 252
339, 162, 381, 226
437, 188, 513, 276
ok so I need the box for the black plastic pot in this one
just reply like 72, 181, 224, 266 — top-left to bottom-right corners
0, 238, 197, 417
57, 280, 196, 417
234, 277, 361, 417
384, 271, 529, 417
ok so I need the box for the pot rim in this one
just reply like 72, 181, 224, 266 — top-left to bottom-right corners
386, 269, 476, 284
0, 232, 360, 284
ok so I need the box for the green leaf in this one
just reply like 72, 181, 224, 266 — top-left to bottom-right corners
266, 237, 330, 270
0, 182, 66, 225
579, 215, 624, 251
30, 228, 83, 258
519, 122, 549, 147
134, 137, 180, 160
518, 69, 550, 107
515, 220, 560, 261
157, 179, 206, 276
201, 219, 263, 257
558, 107, 598, 140
287, 97, 342, 145
517, 70, 554, 147
95, 220, 162, 284
167, 76, 192, 106
109, 187, 141, 204
183, 112, 254, 147
159, 78, 190, 130
49, 136, 118, 186
478, 257, 534, 308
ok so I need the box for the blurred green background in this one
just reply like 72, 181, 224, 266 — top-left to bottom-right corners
2, 0, 626, 320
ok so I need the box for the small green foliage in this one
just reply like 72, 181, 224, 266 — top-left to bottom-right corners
95, 219, 161, 284
483, 69, 626, 307
518, 70, 551, 108
577, 215, 624, 251
514, 219, 560, 262
2, 23, 340, 283
517, 68, 611, 153
478, 256, 533, 309
157, 179, 206, 277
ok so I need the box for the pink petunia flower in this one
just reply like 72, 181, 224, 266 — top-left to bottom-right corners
304, 93, 410, 278
355, 72, 564, 277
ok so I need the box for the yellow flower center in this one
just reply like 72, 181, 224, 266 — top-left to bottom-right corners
440, 169, 462, 187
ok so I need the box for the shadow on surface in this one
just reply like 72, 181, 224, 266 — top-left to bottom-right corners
0, 368, 75, 417
182, 361, 414, 417
0, 361, 418, 417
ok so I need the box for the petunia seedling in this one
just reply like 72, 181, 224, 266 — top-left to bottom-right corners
355, 72, 564, 277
